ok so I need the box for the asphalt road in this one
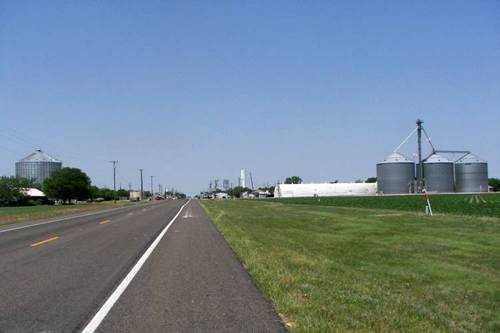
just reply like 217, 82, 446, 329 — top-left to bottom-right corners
0, 200, 286, 333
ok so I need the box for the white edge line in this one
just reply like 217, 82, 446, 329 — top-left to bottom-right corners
0, 204, 151, 234
81, 199, 191, 333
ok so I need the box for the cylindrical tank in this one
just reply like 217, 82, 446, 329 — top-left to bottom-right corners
376, 153, 415, 194
422, 154, 454, 193
15, 149, 62, 184
455, 154, 488, 192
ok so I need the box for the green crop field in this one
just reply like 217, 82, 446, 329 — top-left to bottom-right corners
201, 199, 500, 333
274, 192, 500, 218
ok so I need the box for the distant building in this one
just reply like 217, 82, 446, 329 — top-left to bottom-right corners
215, 192, 229, 199
274, 183, 377, 198
223, 179, 230, 191
129, 191, 142, 201
256, 190, 272, 198
22, 188, 47, 198
240, 169, 246, 188
15, 149, 62, 184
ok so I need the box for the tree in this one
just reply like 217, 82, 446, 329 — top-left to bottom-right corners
117, 189, 129, 199
0, 177, 30, 206
164, 190, 187, 199
227, 186, 251, 198
489, 178, 500, 192
366, 177, 377, 183
284, 176, 302, 184
43, 168, 91, 204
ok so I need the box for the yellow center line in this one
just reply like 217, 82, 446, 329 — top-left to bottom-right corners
99, 220, 111, 225
30, 236, 59, 247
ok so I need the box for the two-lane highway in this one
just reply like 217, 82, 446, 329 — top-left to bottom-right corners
1, 199, 286, 333
0, 200, 187, 332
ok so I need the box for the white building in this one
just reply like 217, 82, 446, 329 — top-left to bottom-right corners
22, 188, 47, 198
215, 192, 230, 199
274, 183, 377, 198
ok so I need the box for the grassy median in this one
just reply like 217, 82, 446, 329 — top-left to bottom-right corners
0, 201, 142, 226
200, 200, 500, 332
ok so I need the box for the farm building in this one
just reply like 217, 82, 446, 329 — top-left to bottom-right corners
274, 183, 377, 198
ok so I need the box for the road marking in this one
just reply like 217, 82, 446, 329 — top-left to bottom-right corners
99, 220, 111, 225
127, 212, 134, 216
30, 236, 59, 247
82, 199, 191, 333
182, 208, 193, 219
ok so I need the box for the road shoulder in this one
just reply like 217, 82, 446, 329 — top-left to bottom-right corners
97, 200, 286, 332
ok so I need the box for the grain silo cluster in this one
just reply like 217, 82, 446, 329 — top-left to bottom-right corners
376, 120, 488, 194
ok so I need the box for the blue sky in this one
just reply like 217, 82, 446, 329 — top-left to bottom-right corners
1, 1, 499, 194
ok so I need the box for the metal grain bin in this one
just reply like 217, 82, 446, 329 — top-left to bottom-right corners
455, 154, 488, 192
422, 154, 454, 193
15, 149, 62, 184
376, 153, 415, 194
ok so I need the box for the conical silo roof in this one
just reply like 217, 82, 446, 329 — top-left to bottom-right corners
455, 153, 486, 164
378, 152, 413, 164
18, 149, 61, 163
424, 153, 452, 164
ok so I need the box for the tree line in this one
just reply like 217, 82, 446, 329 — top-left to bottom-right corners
0, 167, 186, 206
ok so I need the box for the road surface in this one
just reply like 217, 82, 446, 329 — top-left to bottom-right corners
0, 200, 285, 332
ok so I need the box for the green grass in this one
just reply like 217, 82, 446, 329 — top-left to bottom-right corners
274, 192, 500, 218
0, 201, 141, 226
200, 200, 500, 332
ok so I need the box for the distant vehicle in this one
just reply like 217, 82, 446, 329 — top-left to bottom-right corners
94, 197, 105, 202
155, 196, 165, 200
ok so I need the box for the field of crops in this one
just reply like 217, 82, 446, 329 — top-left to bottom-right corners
274, 192, 500, 217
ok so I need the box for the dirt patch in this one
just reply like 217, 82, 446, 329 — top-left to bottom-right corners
374, 213, 404, 217
0, 217, 15, 226
289, 256, 317, 267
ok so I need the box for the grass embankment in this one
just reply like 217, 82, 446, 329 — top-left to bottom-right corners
201, 200, 500, 332
275, 192, 500, 218
0, 201, 141, 226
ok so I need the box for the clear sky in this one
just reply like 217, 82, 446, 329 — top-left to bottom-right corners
1, 1, 499, 194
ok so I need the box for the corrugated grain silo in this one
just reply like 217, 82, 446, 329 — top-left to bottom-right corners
455, 154, 488, 192
15, 149, 62, 184
422, 154, 454, 192
376, 153, 415, 194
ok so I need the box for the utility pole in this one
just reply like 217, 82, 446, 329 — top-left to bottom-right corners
150, 176, 154, 198
110, 160, 118, 203
416, 119, 424, 193
139, 169, 144, 200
